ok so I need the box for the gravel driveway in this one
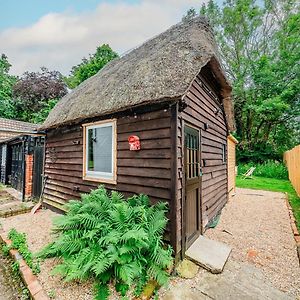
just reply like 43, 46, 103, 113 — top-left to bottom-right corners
1, 210, 101, 300
205, 188, 300, 297
1, 188, 299, 299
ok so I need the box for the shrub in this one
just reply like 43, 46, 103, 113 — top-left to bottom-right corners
5, 228, 40, 274
238, 160, 288, 180
37, 186, 173, 299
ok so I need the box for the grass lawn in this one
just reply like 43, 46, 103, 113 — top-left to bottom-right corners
236, 176, 300, 231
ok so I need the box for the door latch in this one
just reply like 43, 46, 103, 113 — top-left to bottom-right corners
198, 163, 203, 177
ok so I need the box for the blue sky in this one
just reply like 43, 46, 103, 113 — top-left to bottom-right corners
0, 0, 139, 29
0, 0, 209, 75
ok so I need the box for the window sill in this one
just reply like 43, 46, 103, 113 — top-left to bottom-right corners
83, 175, 117, 185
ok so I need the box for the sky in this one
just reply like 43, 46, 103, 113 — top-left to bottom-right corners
0, 0, 210, 76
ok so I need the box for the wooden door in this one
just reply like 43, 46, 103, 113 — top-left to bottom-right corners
184, 125, 201, 249
10, 144, 24, 192
32, 142, 45, 199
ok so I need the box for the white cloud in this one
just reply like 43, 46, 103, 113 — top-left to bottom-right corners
0, 0, 206, 76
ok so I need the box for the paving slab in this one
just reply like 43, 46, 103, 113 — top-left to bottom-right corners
0, 188, 34, 218
162, 286, 210, 300
185, 235, 231, 273
4, 188, 22, 201
162, 260, 293, 300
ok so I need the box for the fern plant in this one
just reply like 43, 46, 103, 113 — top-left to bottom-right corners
38, 186, 173, 299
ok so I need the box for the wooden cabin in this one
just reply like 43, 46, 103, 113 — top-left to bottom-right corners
0, 118, 45, 201
40, 17, 235, 258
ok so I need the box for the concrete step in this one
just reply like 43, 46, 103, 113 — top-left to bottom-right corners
185, 235, 231, 273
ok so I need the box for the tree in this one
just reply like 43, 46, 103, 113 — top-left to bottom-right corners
13, 67, 67, 122
65, 44, 119, 89
0, 54, 17, 119
182, 8, 197, 22
30, 99, 59, 124
195, 0, 300, 162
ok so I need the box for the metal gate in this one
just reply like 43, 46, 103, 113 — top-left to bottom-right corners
11, 143, 24, 192
32, 141, 45, 199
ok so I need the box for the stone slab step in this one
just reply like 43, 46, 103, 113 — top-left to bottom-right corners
162, 260, 293, 300
185, 235, 231, 273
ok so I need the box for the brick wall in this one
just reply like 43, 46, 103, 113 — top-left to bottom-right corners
25, 154, 33, 198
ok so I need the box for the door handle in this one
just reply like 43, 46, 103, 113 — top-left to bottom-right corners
198, 163, 203, 177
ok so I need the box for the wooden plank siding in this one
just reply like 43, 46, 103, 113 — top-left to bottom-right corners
44, 109, 172, 202
177, 72, 229, 250
43, 72, 230, 258
43, 108, 174, 232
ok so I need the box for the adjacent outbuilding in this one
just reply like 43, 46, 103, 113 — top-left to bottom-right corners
40, 17, 235, 258
0, 118, 45, 201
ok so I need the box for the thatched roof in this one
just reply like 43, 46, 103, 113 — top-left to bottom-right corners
41, 17, 234, 131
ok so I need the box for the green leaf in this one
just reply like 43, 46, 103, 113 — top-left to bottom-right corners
94, 283, 110, 300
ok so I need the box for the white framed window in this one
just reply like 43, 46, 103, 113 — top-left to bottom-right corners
82, 119, 117, 184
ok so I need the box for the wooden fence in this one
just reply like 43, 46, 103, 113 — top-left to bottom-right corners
227, 135, 238, 198
284, 145, 300, 197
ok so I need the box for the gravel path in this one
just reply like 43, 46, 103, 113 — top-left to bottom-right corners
1, 209, 95, 300
1, 188, 299, 299
0, 209, 121, 300
205, 188, 300, 297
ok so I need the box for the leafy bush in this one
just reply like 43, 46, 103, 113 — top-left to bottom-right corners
5, 228, 40, 274
238, 160, 288, 179
38, 186, 173, 299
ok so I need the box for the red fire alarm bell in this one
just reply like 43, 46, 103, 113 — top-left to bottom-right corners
128, 135, 141, 151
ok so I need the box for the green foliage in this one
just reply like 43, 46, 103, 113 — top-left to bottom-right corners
65, 44, 119, 88
38, 186, 173, 300
182, 8, 197, 21
11, 261, 20, 274
7, 228, 40, 275
48, 289, 56, 299
238, 160, 288, 179
13, 67, 67, 123
0, 43, 117, 123
2, 244, 10, 256
196, 0, 300, 161
0, 54, 17, 119
94, 283, 110, 300
30, 99, 59, 123
21, 288, 30, 299
236, 176, 300, 231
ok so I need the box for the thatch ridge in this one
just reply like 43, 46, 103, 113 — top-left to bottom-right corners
41, 17, 234, 130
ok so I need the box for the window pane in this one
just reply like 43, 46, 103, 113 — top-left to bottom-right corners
87, 126, 112, 173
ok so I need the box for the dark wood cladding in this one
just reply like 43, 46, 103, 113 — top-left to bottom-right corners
43, 108, 173, 211
43, 69, 229, 258
178, 72, 228, 244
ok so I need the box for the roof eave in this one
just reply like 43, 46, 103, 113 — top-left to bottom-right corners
39, 96, 181, 131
